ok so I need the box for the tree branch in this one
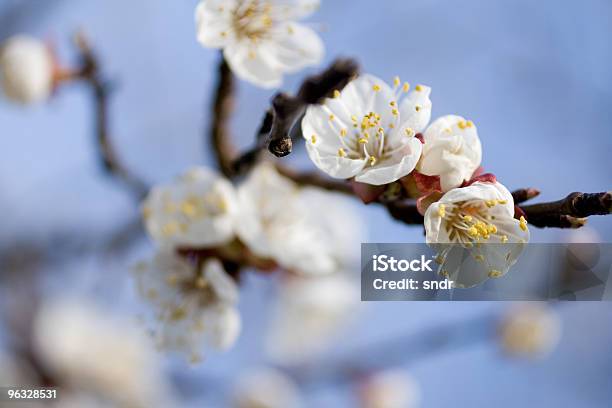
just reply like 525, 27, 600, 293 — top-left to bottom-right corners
209, 52, 238, 178
521, 191, 611, 228
74, 33, 148, 199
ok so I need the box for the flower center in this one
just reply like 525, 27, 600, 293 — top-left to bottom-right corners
440, 200, 508, 244
232, 0, 275, 41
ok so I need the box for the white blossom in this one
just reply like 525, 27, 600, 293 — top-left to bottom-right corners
195, 0, 324, 88
499, 303, 561, 358
0, 35, 54, 104
424, 181, 530, 287
265, 274, 359, 363
236, 162, 361, 275
360, 370, 421, 408
417, 115, 482, 191
302, 74, 430, 185
32, 298, 176, 408
142, 167, 238, 248
134, 251, 241, 363
233, 368, 301, 408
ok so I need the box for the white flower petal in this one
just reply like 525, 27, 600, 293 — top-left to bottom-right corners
195, 1, 235, 48
355, 137, 422, 185
223, 42, 284, 88
399, 85, 432, 133
202, 305, 241, 351
269, 22, 324, 71
306, 142, 367, 179
203, 259, 239, 305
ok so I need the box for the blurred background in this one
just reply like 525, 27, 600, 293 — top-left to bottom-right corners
0, 0, 611, 407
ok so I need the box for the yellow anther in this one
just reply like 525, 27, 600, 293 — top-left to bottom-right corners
415, 84, 423, 92
351, 115, 358, 122
373, 84, 381, 92
488, 269, 502, 278
500, 235, 509, 243
377, 127, 385, 134
497, 199, 508, 205
468, 226, 479, 237
369, 156, 377, 166
358, 137, 369, 144
435, 254, 445, 264
389, 101, 396, 107
162, 221, 179, 237
389, 123, 395, 129
393, 76, 401, 87
474, 254, 485, 262
487, 224, 497, 234
458, 120, 467, 129
180, 201, 198, 217
333, 90, 341, 98
403, 82, 410, 92
337, 148, 346, 157
437, 204, 446, 218
340, 128, 347, 136
405, 127, 415, 137
485, 200, 496, 208
391, 109, 399, 116
462, 215, 473, 222
519, 216, 528, 231
329, 114, 335, 121
415, 105, 422, 112
466, 120, 474, 128
311, 134, 317, 144
195, 277, 208, 289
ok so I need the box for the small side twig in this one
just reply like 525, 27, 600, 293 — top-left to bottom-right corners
74, 33, 148, 199
231, 58, 359, 173
511, 188, 540, 204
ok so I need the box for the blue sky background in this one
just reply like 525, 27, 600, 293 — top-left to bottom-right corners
0, 0, 611, 407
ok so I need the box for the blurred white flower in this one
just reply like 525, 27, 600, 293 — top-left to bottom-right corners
360, 370, 420, 408
33, 298, 175, 408
417, 115, 482, 191
302, 74, 429, 185
134, 251, 241, 363
499, 303, 561, 357
195, 0, 324, 88
266, 274, 359, 363
236, 162, 362, 275
233, 368, 301, 408
0, 35, 54, 104
142, 167, 239, 248
424, 181, 530, 287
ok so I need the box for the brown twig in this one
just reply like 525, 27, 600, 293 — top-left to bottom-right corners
231, 58, 359, 173
520, 191, 611, 228
74, 33, 148, 199
209, 52, 238, 178
275, 166, 353, 194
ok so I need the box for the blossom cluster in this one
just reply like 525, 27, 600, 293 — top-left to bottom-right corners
136, 163, 361, 362
300, 72, 529, 286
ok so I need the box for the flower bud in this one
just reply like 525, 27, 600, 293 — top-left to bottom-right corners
0, 35, 54, 104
